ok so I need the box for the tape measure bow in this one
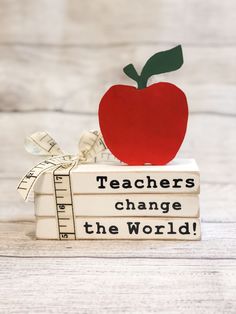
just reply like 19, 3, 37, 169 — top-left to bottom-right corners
17, 130, 107, 202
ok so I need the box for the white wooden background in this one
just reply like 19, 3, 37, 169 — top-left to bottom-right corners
0, 1, 236, 313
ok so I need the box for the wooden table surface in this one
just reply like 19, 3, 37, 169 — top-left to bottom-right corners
0, 1, 236, 313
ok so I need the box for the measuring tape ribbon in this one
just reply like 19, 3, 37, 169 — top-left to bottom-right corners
17, 130, 107, 202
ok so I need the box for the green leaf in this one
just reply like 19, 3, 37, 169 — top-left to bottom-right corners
140, 45, 183, 88
123, 45, 184, 89
123, 64, 140, 83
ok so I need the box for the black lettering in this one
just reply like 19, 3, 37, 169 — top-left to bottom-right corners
173, 202, 181, 210
127, 222, 140, 234
96, 222, 106, 234
143, 225, 152, 234
83, 222, 94, 234
109, 225, 119, 234
110, 179, 120, 189
154, 225, 165, 234
137, 201, 146, 210
167, 222, 177, 234
172, 178, 183, 188
126, 199, 135, 210
134, 179, 144, 188
149, 201, 158, 210
179, 222, 190, 235
115, 202, 123, 210
160, 202, 170, 214
186, 178, 195, 188
96, 176, 107, 189
160, 179, 170, 188
147, 176, 157, 188
122, 179, 132, 189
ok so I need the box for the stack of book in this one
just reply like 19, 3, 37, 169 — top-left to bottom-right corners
34, 158, 200, 240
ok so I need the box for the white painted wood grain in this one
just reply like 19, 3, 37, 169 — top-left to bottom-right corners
0, 1, 235, 312
0, 221, 235, 258
35, 193, 200, 218
0, 256, 235, 313
34, 159, 200, 194
0, 0, 235, 45
35, 217, 201, 240
0, 112, 235, 185
0, 46, 236, 114
2, 178, 236, 223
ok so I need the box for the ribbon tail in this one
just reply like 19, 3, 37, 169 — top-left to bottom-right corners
18, 129, 118, 203
17, 155, 75, 202
25, 131, 64, 156
78, 130, 107, 162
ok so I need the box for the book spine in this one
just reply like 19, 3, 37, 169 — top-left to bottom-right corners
36, 217, 201, 240
35, 194, 199, 218
35, 171, 200, 194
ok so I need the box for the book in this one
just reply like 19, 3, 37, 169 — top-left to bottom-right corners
35, 217, 201, 240
34, 158, 200, 194
35, 193, 199, 217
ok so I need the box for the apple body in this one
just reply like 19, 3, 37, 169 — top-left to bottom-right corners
98, 82, 188, 165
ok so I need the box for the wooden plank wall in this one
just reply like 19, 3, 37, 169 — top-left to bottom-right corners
0, 0, 235, 222
0, 2, 236, 313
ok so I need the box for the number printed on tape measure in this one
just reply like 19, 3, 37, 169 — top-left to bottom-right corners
53, 164, 76, 240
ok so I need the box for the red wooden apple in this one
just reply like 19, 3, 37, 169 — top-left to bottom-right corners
98, 45, 188, 165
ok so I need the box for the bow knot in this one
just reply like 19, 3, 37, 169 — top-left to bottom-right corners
17, 130, 108, 201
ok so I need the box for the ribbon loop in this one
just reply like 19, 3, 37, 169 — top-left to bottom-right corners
25, 131, 64, 156
17, 130, 108, 202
